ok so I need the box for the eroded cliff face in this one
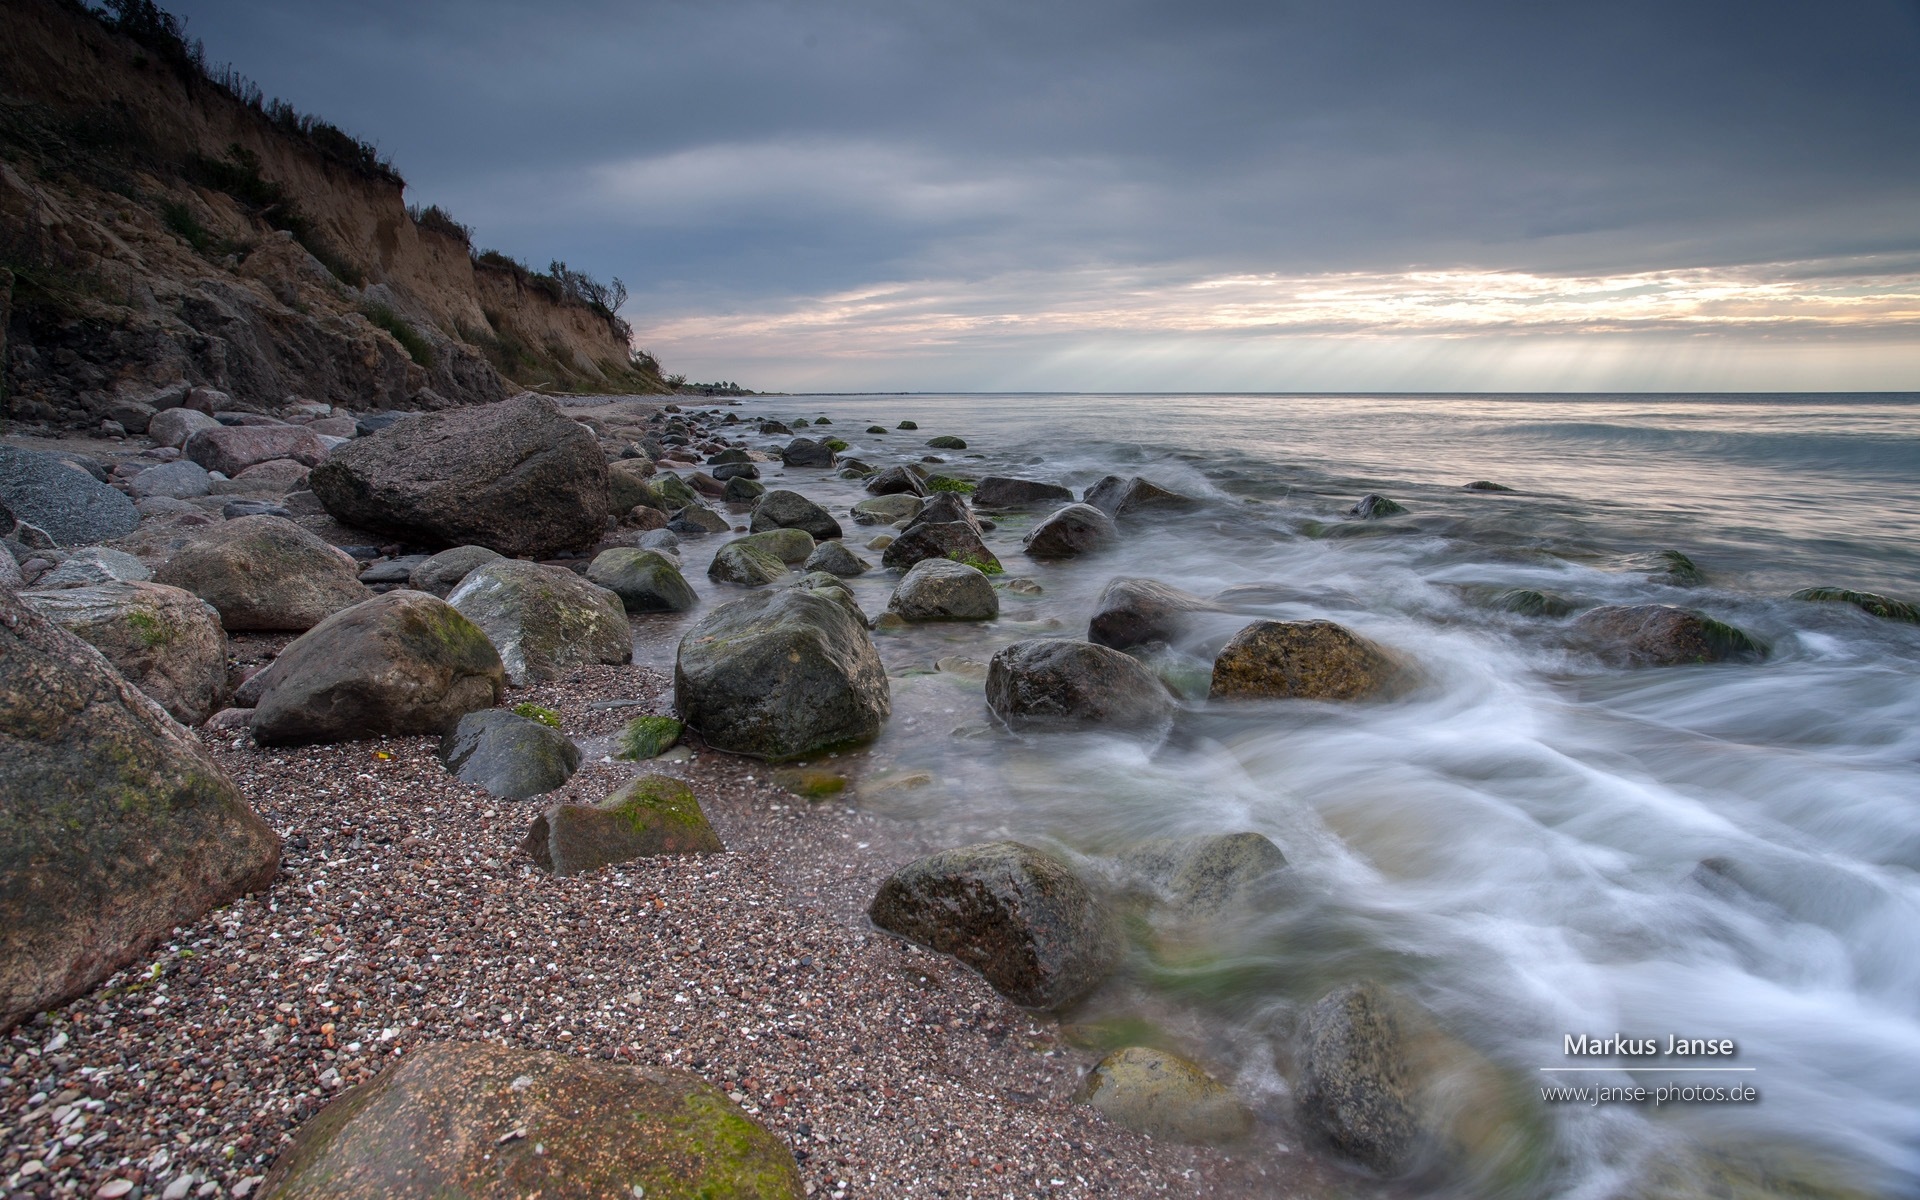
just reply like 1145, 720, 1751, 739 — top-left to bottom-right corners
0, 0, 666, 428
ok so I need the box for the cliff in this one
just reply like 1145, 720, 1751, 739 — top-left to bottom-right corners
0, 0, 669, 428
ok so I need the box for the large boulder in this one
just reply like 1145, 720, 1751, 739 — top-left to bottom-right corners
249, 590, 505, 745
751, 490, 844, 540
0, 587, 278, 1031
259, 1041, 803, 1199
183, 425, 329, 478
868, 841, 1117, 1010
146, 407, 220, 450
1209, 619, 1401, 701
153, 515, 370, 631
675, 587, 889, 760
1116, 832, 1288, 919
586, 548, 697, 612
732, 528, 816, 565
986, 639, 1176, 735
447, 560, 632, 686
975, 477, 1074, 509
607, 458, 661, 512
439, 709, 581, 799
1080, 1046, 1253, 1144
1088, 578, 1219, 649
127, 459, 211, 501
32, 546, 151, 589
881, 518, 1001, 574
1571, 604, 1767, 667
1023, 503, 1116, 560
523, 775, 723, 876
1084, 475, 1200, 519
781, 437, 836, 468
0, 447, 139, 547
405, 545, 502, 598
308, 394, 610, 558
708, 541, 789, 587
1297, 982, 1420, 1175
864, 466, 926, 497
889, 558, 999, 621
651, 471, 697, 510
805, 540, 870, 577
21, 582, 227, 725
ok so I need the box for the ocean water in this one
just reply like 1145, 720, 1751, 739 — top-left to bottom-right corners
645, 392, 1920, 1198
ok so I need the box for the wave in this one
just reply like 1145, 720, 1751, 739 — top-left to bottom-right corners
1497, 421, 1920, 475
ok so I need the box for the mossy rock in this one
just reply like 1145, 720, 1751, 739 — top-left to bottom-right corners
511, 702, 562, 729
440, 709, 581, 800
652, 472, 698, 509
1493, 588, 1577, 618
770, 767, 847, 797
709, 542, 788, 587
1790, 587, 1920, 624
897, 419, 919, 430
1462, 480, 1515, 492
925, 435, 967, 449
1079, 1046, 1252, 1144
822, 437, 849, 452
1347, 493, 1408, 519
866, 425, 887, 434
614, 715, 683, 760
1209, 619, 1402, 701
925, 475, 976, 494
1572, 604, 1767, 667
732, 527, 817, 565
523, 775, 723, 876
446, 560, 632, 687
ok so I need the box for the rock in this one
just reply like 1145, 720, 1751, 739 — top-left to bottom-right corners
864, 466, 926, 497
986, 639, 1176, 735
804, 540, 870, 577
607, 458, 661, 512
447, 560, 632, 686
723, 475, 767, 502
614, 715, 683, 760
306, 416, 357, 438
669, 502, 731, 535
0, 586, 278, 1031
911, 490, 980, 531
711, 461, 760, 481
1209, 619, 1400, 701
651, 472, 697, 509
153, 516, 370, 631
1023, 503, 1117, 560
1463, 480, 1515, 492
925, 435, 967, 449
0, 447, 140, 547
689, 470, 726, 497
1347, 493, 1408, 518
732, 528, 816, 566
1571, 604, 1767, 667
398, 548, 496, 600
220, 498, 293, 520
358, 556, 427, 589
851, 494, 925, 525
897, 419, 918, 430
709, 541, 789, 587
439, 710, 581, 799
751, 490, 844, 540
248, 591, 505, 745
106, 399, 156, 434
1084, 475, 1199, 519
182, 425, 329, 478
781, 437, 836, 468
30, 547, 151, 589
229, 458, 313, 493
1117, 832, 1287, 918
792, 572, 868, 627
586, 548, 697, 612
1079, 1047, 1253, 1144
523, 775, 723, 876
1298, 982, 1419, 1175
1630, 548, 1706, 587
675, 587, 889, 760
889, 558, 999, 621
868, 841, 1116, 1010
637, 529, 682, 555
20, 582, 227, 725
257, 1041, 801, 1198
881, 519, 1002, 574
308, 394, 610, 558
147, 407, 221, 449
1088, 578, 1219, 649
128, 459, 211, 500
1492, 588, 1577, 617
974, 477, 1074, 508
1789, 587, 1920, 624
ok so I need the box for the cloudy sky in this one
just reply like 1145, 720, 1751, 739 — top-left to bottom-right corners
170, 0, 1920, 391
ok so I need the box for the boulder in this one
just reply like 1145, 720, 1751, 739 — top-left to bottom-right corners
406, 545, 503, 598
21, 582, 227, 725
974, 476, 1074, 508
1789, 587, 1920, 624
1084, 475, 1199, 519
1493, 588, 1576, 618
896, 420, 918, 430
1080, 1047, 1253, 1144
792, 572, 869, 627
183, 425, 330, 478
1297, 982, 1419, 1175
146, 407, 220, 449
864, 466, 926, 497
229, 457, 313, 493
805, 540, 871, 577
675, 587, 889, 760
31, 547, 151, 589
447, 560, 632, 686
986, 639, 1176, 735
0, 447, 139, 547
1088, 578, 1219, 649
889, 558, 999, 621
1117, 832, 1287, 918
439, 709, 581, 799
586, 548, 697, 612
711, 461, 760, 481
1209, 620, 1400, 701
751, 490, 844, 540
723, 475, 767, 502
1347, 493, 1408, 519
607, 458, 661, 512
881, 519, 1001, 574
781, 437, 836, 468
106, 399, 156, 434
258, 1042, 802, 1199
925, 435, 967, 449
689, 470, 726, 497
308, 394, 611, 558
1571, 604, 1766, 667
651, 471, 697, 509
912, 490, 980, 531
523, 775, 722, 876
670, 502, 732, 535
709, 541, 788, 587
851, 494, 925, 525
128, 459, 211, 500
868, 840, 1116, 1010
1462, 480, 1514, 492
249, 591, 505, 745
153, 515, 370, 631
0, 587, 278, 1031
732, 527, 816, 565
1023, 503, 1116, 559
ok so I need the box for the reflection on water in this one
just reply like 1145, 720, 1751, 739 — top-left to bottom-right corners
647, 392, 1920, 1196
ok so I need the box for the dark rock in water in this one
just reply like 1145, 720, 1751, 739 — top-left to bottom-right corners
0, 447, 139, 547
614, 715, 683, 760
974, 476, 1074, 508
723, 474, 767, 502
309, 394, 610, 558
889, 558, 999, 621
1024, 503, 1117, 560
183, 425, 329, 478
986, 639, 1176, 735
869, 840, 1117, 1010
1571, 604, 1766, 667
910, 490, 979, 532
805, 540, 871, 577
651, 471, 698, 510
707, 447, 753, 466
1462, 480, 1515, 492
0, 586, 278, 1030
1626, 548, 1706, 587
250, 591, 504, 745
439, 709, 581, 799
781, 437, 837, 468
586, 547, 697, 612
897, 419, 919, 430
258, 1042, 801, 1198
1789, 587, 1920, 624
523, 775, 722, 875
153, 515, 370, 631
851, 494, 924, 525
792, 572, 868, 628
607, 459, 660, 513
732, 528, 816, 565
1084, 475, 1199, 519
1088, 578, 1219, 649
1210, 619, 1400, 701
1116, 832, 1287, 918
669, 502, 731, 535
882, 519, 1002, 575
713, 462, 761, 484
866, 425, 888, 434
709, 541, 788, 587
406, 545, 502, 598
1347, 493, 1408, 519
1298, 982, 1419, 1175
925, 435, 968, 450
447, 560, 632, 686
688, 470, 726, 498
1080, 1046, 1253, 1144
675, 587, 890, 761
759, 419, 793, 435
752, 489, 844, 540
21, 581, 227, 725
864, 465, 927, 497
1493, 588, 1578, 618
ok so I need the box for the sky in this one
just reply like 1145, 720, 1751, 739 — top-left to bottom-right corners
164, 0, 1920, 392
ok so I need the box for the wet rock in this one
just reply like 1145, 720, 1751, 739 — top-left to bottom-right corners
226, 458, 315, 495
675, 587, 890, 760
309, 394, 610, 558
586, 548, 697, 613
607, 458, 660, 513
1088, 578, 1219, 649
523, 775, 723, 876
21, 581, 226, 725
723, 475, 767, 502
729, 528, 814, 565
1789, 587, 1920, 624
147, 407, 221, 449
439, 709, 581, 799
447, 560, 632, 686
864, 466, 927, 497
750, 489, 843, 540
0, 447, 140, 547
406, 545, 503, 598
711, 461, 760, 481
852, 494, 926, 526
249, 590, 504, 745
1209, 619, 1400, 701
897, 419, 918, 430
925, 435, 968, 450
1571, 604, 1766, 666
357, 556, 427, 589
258, 1041, 799, 1197
651, 471, 698, 510
614, 715, 683, 760
881, 518, 1001, 574
974, 477, 1074, 508
637, 528, 681, 555
669, 502, 732, 535
183, 425, 329, 478
804, 540, 870, 577
1023, 503, 1117, 560
889, 558, 999, 621
792, 572, 869, 627
781, 437, 837, 468
1462, 480, 1515, 492
709, 541, 789, 587
1347, 493, 1408, 518
1492, 588, 1577, 618
0, 586, 278, 1030
1117, 832, 1288, 918
1080, 1046, 1253, 1144
868, 840, 1117, 1010
1628, 548, 1706, 587
688, 470, 726, 498
153, 515, 370, 631
30, 546, 151, 589
128, 459, 211, 500
1298, 981, 1419, 1175
986, 639, 1176, 735
1084, 475, 1199, 519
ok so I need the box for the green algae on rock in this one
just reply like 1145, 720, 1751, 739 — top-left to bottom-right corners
523, 775, 723, 876
614, 714, 683, 760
